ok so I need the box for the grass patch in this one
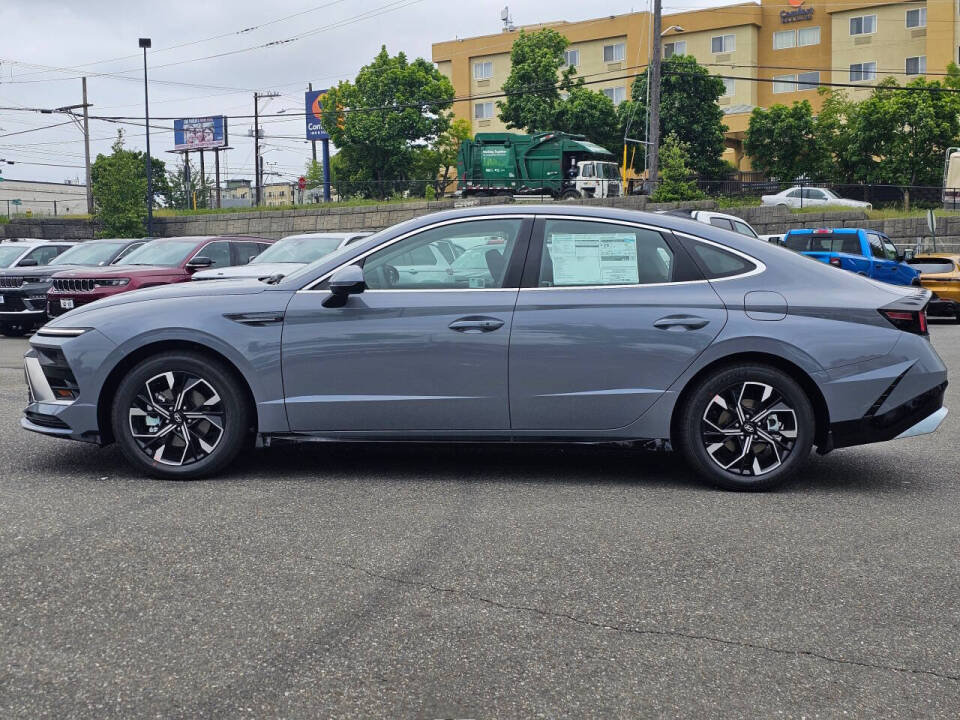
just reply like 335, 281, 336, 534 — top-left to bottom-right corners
714, 195, 762, 209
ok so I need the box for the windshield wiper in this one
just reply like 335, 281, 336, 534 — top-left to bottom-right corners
262, 273, 286, 284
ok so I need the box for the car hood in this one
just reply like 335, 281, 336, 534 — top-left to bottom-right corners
51, 265, 183, 278
45, 278, 270, 325
1, 263, 89, 279
192, 262, 304, 280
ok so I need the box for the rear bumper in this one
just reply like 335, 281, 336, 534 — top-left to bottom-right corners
927, 295, 960, 317
827, 381, 948, 449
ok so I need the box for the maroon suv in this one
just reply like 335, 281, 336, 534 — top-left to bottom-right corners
47, 236, 272, 317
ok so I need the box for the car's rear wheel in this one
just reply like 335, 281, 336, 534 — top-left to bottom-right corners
677, 364, 814, 491
110, 351, 250, 479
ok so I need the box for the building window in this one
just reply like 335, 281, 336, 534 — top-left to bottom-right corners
711, 34, 735, 53
849, 15, 877, 35
474, 102, 494, 119
906, 8, 926, 28
797, 71, 820, 90
798, 26, 820, 46
773, 74, 796, 93
602, 86, 627, 105
774, 30, 796, 50
906, 55, 927, 75
721, 77, 735, 96
603, 42, 625, 62
849, 61, 877, 82
563, 49, 579, 67
473, 61, 493, 80
663, 40, 686, 58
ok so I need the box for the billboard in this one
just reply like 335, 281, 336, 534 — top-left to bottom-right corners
173, 116, 228, 150
305, 90, 330, 141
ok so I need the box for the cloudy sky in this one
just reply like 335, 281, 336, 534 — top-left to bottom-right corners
1, 0, 715, 187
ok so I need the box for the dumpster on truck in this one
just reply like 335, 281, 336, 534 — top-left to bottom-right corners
457, 131, 621, 199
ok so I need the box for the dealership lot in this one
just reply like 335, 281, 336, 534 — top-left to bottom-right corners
1, 328, 959, 717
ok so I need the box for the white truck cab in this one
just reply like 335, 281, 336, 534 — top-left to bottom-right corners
567, 161, 622, 199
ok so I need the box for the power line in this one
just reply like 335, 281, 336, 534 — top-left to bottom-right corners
0, 120, 75, 138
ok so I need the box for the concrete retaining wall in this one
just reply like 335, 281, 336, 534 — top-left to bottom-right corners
2, 197, 957, 251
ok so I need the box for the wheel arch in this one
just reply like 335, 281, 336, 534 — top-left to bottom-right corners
96, 339, 258, 445
669, 351, 831, 448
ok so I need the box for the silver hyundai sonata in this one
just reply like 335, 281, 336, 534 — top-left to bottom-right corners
21, 206, 948, 490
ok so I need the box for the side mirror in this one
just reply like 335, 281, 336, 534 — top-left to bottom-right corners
17, 258, 39, 267
323, 265, 365, 308
186, 256, 213, 270
247, 255, 259, 264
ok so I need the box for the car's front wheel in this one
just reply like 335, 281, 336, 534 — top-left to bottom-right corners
110, 351, 251, 479
677, 364, 814, 491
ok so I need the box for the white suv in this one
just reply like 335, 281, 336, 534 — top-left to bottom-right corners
0, 239, 76, 269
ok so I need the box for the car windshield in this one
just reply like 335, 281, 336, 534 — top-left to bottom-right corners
50, 241, 126, 266
118, 240, 198, 267
908, 259, 956, 274
0, 246, 27, 267
252, 236, 343, 264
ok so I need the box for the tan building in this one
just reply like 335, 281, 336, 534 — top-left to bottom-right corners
262, 182, 295, 207
432, 0, 956, 172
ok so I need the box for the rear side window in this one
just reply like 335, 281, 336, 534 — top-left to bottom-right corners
687, 241, 757, 279
732, 220, 758, 238
709, 217, 734, 230
538, 219, 674, 287
784, 233, 861, 254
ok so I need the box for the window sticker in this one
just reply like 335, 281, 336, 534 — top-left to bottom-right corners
549, 233, 639, 286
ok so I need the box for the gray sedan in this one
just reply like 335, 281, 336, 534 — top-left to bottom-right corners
21, 205, 947, 490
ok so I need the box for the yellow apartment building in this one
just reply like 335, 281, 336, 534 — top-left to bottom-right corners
432, 0, 958, 172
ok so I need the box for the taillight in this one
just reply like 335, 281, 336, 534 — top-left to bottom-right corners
829, 257, 842, 267
879, 309, 928, 335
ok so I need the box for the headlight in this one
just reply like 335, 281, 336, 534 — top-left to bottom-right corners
34, 327, 91, 338
93, 278, 130, 287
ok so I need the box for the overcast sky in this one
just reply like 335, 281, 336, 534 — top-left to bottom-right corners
1, 0, 716, 186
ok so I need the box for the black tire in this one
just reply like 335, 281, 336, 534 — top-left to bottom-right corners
676, 363, 815, 491
560, 189, 581, 201
110, 351, 251, 480
0, 324, 27, 338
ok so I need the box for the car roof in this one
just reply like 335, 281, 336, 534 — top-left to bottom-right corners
280, 232, 370, 240
786, 228, 860, 234
151, 235, 271, 242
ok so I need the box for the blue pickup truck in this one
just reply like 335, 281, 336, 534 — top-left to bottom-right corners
783, 228, 920, 286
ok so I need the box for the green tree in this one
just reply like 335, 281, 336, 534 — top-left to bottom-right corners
497, 28, 577, 132
553, 86, 620, 152
812, 88, 860, 183
91, 130, 167, 237
320, 46, 454, 198
650, 134, 703, 202
409, 117, 472, 197
165, 158, 212, 210
620, 55, 729, 178
744, 100, 830, 181
304, 159, 324, 195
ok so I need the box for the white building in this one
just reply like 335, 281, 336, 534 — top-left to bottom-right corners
0, 179, 89, 218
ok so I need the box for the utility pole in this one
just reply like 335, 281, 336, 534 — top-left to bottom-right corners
81, 78, 93, 214
646, 0, 663, 187
252, 91, 278, 207
139, 38, 153, 236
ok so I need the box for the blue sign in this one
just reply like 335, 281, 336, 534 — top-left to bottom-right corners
173, 116, 228, 150
305, 90, 330, 141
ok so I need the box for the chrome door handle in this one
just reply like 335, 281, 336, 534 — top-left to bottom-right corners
449, 316, 505, 333
654, 315, 709, 330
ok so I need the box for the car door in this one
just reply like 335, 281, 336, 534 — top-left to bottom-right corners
784, 189, 803, 208
881, 234, 914, 284
281, 216, 533, 432
509, 216, 728, 431
865, 232, 896, 282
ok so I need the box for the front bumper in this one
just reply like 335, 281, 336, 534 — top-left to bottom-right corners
0, 287, 49, 325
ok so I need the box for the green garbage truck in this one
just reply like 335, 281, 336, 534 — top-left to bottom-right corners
457, 131, 622, 199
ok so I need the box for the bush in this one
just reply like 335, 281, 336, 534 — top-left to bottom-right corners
651, 134, 704, 203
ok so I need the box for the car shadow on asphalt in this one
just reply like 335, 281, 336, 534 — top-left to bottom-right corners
21, 440, 925, 496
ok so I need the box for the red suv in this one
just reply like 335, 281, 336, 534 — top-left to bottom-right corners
47, 236, 272, 317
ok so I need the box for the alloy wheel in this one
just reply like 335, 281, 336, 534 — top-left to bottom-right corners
128, 371, 225, 467
701, 381, 798, 477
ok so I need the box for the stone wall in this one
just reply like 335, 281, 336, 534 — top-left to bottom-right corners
2, 196, 957, 251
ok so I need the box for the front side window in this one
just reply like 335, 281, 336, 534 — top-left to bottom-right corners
473, 61, 493, 80
24, 246, 62, 265
906, 7, 926, 28
850, 14, 877, 35
474, 102, 494, 120
538, 220, 674, 288
363, 219, 523, 290
906, 56, 927, 75
882, 238, 899, 260
774, 30, 796, 50
712, 34, 735, 53
564, 49, 579, 67
849, 61, 877, 82
867, 233, 886, 259
603, 43, 625, 62
773, 74, 797, 93
733, 220, 759, 238
664, 40, 686, 58
197, 241, 232, 268
798, 26, 821, 46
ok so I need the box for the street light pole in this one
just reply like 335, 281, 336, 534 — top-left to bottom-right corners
139, 38, 153, 236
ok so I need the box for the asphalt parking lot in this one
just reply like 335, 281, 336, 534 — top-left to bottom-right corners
1, 328, 959, 718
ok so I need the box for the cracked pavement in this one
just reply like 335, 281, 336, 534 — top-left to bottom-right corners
1, 328, 959, 718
